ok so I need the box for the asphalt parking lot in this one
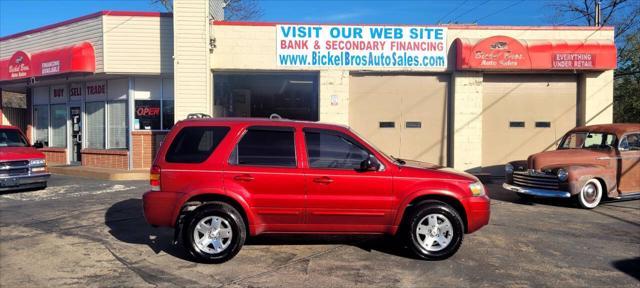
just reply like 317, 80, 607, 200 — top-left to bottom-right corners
0, 175, 638, 287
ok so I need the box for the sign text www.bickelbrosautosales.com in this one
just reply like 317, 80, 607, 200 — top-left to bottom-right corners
277, 25, 447, 69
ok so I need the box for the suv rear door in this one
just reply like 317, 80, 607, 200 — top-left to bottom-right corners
223, 126, 305, 232
159, 125, 231, 195
302, 128, 394, 232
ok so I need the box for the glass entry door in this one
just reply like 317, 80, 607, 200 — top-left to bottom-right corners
69, 106, 82, 164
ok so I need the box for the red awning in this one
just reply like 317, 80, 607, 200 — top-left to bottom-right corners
0, 42, 95, 82
456, 36, 616, 71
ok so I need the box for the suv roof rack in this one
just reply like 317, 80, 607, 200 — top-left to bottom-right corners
187, 113, 212, 119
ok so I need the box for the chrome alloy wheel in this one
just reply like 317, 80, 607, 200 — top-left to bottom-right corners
193, 216, 233, 254
416, 213, 453, 252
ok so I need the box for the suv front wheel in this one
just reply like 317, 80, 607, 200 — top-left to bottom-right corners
183, 202, 246, 263
406, 201, 464, 260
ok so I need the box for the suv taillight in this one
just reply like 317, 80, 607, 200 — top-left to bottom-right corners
150, 165, 161, 191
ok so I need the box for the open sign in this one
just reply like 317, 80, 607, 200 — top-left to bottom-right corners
136, 106, 161, 117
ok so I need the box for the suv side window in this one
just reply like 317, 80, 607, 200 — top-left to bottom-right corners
305, 130, 370, 169
166, 126, 230, 163
619, 133, 640, 151
229, 127, 296, 167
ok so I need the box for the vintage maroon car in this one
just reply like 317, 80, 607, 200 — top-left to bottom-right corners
503, 123, 640, 208
0, 125, 49, 191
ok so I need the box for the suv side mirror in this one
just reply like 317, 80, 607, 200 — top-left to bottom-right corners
33, 142, 44, 149
359, 155, 380, 172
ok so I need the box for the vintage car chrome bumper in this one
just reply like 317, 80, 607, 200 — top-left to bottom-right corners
0, 173, 50, 191
502, 183, 571, 198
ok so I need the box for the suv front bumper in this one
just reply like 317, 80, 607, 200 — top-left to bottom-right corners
502, 183, 571, 198
0, 173, 50, 191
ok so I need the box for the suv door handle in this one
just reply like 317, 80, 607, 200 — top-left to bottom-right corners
234, 174, 254, 182
313, 176, 333, 184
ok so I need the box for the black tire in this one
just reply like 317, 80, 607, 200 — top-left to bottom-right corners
182, 202, 246, 263
406, 200, 464, 260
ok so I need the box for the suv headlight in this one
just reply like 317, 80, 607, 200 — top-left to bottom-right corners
469, 181, 486, 197
505, 163, 514, 174
557, 168, 568, 182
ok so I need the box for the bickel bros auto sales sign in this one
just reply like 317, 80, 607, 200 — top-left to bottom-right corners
277, 25, 447, 69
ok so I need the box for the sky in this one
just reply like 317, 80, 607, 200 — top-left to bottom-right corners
0, 0, 574, 37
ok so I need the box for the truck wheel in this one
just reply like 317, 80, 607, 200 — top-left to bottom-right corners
406, 201, 464, 260
183, 202, 246, 263
577, 179, 602, 209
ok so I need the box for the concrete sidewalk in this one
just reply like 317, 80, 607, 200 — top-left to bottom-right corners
48, 165, 149, 181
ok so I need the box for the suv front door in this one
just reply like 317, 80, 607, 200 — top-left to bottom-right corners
223, 126, 305, 232
303, 128, 394, 232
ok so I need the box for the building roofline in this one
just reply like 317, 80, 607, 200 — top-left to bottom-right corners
212, 20, 614, 31
0, 10, 172, 42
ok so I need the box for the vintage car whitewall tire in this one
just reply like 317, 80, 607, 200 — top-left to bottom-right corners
577, 179, 603, 209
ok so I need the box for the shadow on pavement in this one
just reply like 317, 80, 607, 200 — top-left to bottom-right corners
105, 198, 193, 261
0, 185, 47, 195
246, 234, 415, 259
611, 257, 640, 281
106, 199, 416, 262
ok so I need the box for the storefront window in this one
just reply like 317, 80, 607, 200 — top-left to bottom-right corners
163, 99, 174, 130
50, 104, 67, 148
134, 100, 161, 130
86, 102, 105, 149
33, 105, 49, 147
108, 101, 127, 149
134, 77, 174, 130
213, 73, 319, 121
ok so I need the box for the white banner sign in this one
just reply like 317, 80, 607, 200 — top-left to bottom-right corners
276, 25, 447, 68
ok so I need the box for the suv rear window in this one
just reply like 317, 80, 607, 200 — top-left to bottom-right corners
229, 128, 296, 167
166, 126, 230, 163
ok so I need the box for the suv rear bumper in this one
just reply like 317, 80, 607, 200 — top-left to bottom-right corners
465, 194, 490, 233
143, 190, 180, 227
0, 174, 49, 191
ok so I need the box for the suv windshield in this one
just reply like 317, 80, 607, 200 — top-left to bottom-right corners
559, 132, 615, 150
0, 129, 29, 148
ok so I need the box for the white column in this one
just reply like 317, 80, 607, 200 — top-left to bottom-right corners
173, 0, 212, 121
451, 72, 484, 173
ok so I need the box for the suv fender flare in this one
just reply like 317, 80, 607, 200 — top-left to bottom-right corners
171, 189, 257, 235
392, 188, 467, 232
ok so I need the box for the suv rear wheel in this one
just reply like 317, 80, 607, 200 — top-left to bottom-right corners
406, 201, 464, 260
183, 202, 246, 263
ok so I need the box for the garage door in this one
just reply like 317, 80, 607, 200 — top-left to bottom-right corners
482, 74, 577, 175
349, 74, 448, 165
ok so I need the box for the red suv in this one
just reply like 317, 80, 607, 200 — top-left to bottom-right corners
143, 118, 490, 263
